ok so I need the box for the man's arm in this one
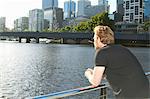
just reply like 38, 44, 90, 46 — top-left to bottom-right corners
84, 66, 105, 86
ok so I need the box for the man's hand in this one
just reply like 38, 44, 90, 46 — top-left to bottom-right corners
84, 68, 93, 78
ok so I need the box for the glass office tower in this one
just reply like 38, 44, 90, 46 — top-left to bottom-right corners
29, 9, 44, 32
77, 0, 91, 17
64, 0, 76, 19
42, 0, 58, 10
144, 0, 150, 21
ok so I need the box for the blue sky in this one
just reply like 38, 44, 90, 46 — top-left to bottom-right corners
0, 0, 116, 29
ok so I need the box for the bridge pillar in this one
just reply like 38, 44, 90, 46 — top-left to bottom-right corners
19, 37, 22, 43
26, 38, 30, 43
60, 38, 64, 44
76, 38, 81, 44
36, 38, 39, 43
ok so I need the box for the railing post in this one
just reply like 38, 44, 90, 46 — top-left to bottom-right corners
36, 37, 39, 43
100, 87, 107, 99
19, 37, 22, 43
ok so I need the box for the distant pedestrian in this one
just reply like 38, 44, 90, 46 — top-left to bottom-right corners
84, 25, 150, 99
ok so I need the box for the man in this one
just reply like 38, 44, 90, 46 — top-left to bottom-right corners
84, 25, 150, 99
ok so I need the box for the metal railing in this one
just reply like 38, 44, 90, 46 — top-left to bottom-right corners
30, 83, 109, 99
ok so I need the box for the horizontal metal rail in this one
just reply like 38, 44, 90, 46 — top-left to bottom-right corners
27, 71, 150, 99
145, 72, 150, 76
29, 84, 109, 99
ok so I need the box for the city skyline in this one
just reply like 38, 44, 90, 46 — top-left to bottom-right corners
0, 0, 116, 29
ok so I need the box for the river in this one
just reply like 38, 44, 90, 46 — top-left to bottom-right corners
0, 42, 149, 99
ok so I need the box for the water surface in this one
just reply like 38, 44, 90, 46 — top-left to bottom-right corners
0, 42, 149, 98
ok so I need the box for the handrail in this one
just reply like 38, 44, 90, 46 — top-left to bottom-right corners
29, 84, 109, 99
145, 72, 150, 76
28, 72, 150, 99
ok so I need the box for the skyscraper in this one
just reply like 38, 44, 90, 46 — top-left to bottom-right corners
64, 0, 76, 19
115, 0, 124, 22
44, 8, 63, 30
84, 5, 108, 17
0, 17, 6, 32
77, 0, 91, 17
123, 0, 144, 23
98, 0, 109, 12
29, 9, 44, 32
42, 0, 58, 10
98, 0, 108, 6
14, 17, 29, 32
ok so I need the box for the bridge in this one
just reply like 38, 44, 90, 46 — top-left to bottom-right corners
0, 32, 93, 43
0, 32, 149, 46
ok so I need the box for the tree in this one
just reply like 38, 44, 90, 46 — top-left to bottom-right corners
143, 21, 150, 31
73, 22, 88, 32
89, 12, 114, 31
73, 12, 115, 32
60, 26, 72, 32
59, 12, 115, 33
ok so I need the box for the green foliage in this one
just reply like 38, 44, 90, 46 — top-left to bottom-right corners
59, 26, 73, 32
73, 22, 89, 32
90, 12, 114, 31
143, 21, 150, 31
59, 12, 115, 32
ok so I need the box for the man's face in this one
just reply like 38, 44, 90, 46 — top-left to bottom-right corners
93, 34, 104, 50
93, 34, 99, 50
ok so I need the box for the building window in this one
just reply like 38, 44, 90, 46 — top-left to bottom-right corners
135, 19, 138, 23
130, 13, 134, 21
131, 0, 134, 3
135, 6, 138, 15
135, 0, 138, 2
126, 13, 129, 16
126, 1, 129, 9
131, 6, 134, 9
139, 19, 142, 23
140, 0, 143, 8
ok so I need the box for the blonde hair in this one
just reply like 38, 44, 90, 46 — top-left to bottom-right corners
94, 25, 115, 44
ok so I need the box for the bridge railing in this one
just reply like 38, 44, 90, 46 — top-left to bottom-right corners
29, 72, 150, 99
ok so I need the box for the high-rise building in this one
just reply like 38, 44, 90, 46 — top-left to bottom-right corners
84, 5, 109, 17
98, 0, 109, 12
29, 9, 44, 32
14, 19, 18, 31
42, 0, 58, 10
98, 0, 105, 5
144, 0, 150, 21
14, 17, 29, 31
0, 17, 6, 32
77, 0, 91, 17
115, 0, 124, 22
44, 8, 63, 30
123, 0, 144, 24
98, 0, 108, 6
64, 0, 76, 19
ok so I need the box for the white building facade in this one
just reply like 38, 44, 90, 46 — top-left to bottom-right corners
29, 9, 44, 32
123, 0, 144, 23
